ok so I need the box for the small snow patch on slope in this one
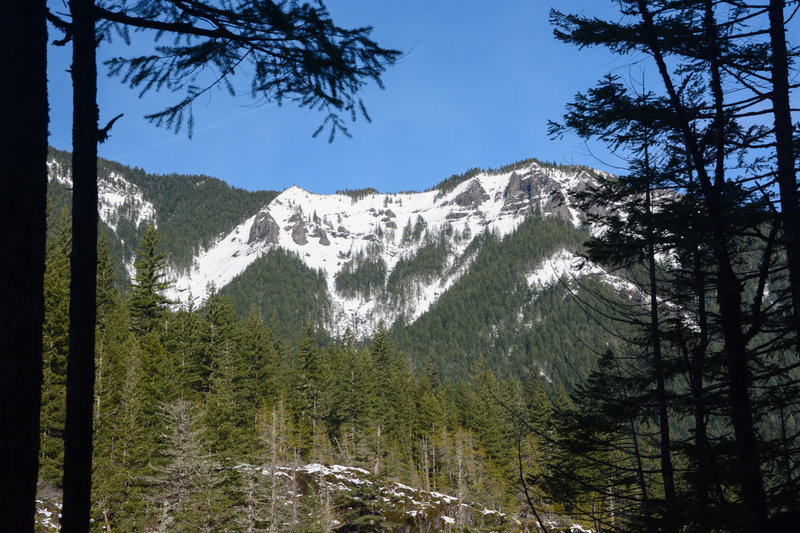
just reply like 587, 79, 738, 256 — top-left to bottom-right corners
527, 249, 639, 296
528, 250, 586, 288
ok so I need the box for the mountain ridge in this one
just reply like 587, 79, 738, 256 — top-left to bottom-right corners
168, 161, 603, 340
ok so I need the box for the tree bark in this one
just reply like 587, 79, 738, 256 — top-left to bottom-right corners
0, 1, 48, 530
62, 0, 98, 531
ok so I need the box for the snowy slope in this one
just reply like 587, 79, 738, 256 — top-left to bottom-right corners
527, 248, 639, 295
169, 162, 600, 338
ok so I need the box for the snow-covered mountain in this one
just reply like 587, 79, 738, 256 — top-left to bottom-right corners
167, 161, 602, 338
46, 149, 640, 381
47, 148, 635, 346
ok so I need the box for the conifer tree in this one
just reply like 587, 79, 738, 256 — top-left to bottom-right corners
239, 305, 280, 407
294, 324, 322, 455
92, 301, 149, 531
129, 222, 171, 336
95, 233, 118, 320
203, 292, 252, 458
93, 233, 120, 426
325, 329, 377, 465
165, 302, 203, 397
549, 2, 800, 530
370, 322, 417, 473
40, 208, 72, 485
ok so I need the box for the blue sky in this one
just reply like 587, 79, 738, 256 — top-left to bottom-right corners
47, 1, 630, 193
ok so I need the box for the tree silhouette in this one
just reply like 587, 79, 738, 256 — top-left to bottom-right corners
0, 1, 48, 531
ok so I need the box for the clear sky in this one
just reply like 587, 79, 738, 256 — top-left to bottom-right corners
46, 1, 631, 193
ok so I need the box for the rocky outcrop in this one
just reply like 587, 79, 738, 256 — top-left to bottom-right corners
501, 170, 574, 222
247, 209, 280, 244
502, 172, 531, 211
292, 222, 307, 245
453, 179, 489, 209
311, 227, 330, 246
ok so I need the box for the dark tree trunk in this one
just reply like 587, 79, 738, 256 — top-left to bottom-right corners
629, 421, 652, 532
62, 0, 98, 531
0, 1, 48, 530
644, 155, 678, 530
636, 2, 769, 530
767, 0, 800, 348
701, 4, 768, 530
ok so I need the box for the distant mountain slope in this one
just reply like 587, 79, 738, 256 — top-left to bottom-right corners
219, 247, 331, 343
169, 161, 600, 337
45, 147, 630, 383
390, 215, 587, 379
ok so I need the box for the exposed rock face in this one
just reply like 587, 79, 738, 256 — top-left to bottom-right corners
502, 170, 573, 222
312, 227, 330, 246
502, 172, 531, 211
453, 179, 489, 209
292, 222, 307, 245
247, 210, 280, 244
573, 171, 610, 220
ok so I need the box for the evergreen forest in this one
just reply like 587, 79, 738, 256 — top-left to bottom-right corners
38, 211, 581, 531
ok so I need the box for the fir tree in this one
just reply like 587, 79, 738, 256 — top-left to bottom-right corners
40, 208, 72, 486
129, 222, 171, 336
294, 324, 322, 455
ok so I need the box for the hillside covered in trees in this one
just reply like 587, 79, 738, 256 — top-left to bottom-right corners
38, 212, 589, 531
